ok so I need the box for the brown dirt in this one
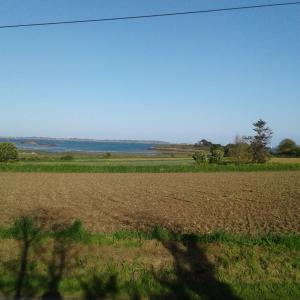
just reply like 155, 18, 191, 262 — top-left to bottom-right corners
0, 172, 299, 234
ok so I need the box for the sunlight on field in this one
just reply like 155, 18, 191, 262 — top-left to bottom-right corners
271, 157, 300, 164
1, 172, 299, 234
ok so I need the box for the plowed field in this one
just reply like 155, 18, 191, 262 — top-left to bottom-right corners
1, 172, 299, 234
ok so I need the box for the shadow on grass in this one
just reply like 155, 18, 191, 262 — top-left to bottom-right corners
0, 217, 43, 299
0, 212, 241, 300
0, 212, 84, 300
119, 213, 241, 300
150, 237, 241, 300
41, 222, 82, 300
79, 273, 118, 300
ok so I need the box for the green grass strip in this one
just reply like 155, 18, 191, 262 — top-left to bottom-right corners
1, 222, 299, 251
1, 162, 300, 173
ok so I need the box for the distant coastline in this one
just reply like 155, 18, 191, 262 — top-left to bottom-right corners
0, 136, 169, 145
0, 137, 168, 153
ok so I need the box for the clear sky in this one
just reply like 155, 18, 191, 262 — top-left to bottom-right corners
0, 0, 299, 145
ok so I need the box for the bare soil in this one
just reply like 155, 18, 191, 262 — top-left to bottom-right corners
0, 172, 299, 234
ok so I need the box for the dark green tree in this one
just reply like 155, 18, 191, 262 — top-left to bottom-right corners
0, 142, 18, 162
195, 139, 213, 147
277, 138, 298, 157
248, 119, 273, 163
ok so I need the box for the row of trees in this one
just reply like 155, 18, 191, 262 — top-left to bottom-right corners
193, 119, 283, 164
194, 119, 300, 165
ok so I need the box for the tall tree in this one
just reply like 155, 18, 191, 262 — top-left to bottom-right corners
248, 119, 273, 163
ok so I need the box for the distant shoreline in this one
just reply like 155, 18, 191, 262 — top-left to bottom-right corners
0, 137, 166, 154
0, 136, 169, 145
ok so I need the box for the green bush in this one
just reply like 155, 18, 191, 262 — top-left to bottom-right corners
210, 149, 224, 164
228, 142, 251, 164
277, 138, 299, 157
104, 152, 112, 159
0, 142, 18, 162
192, 150, 209, 164
60, 154, 74, 161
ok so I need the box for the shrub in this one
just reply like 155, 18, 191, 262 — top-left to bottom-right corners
209, 149, 224, 164
0, 142, 18, 162
192, 150, 209, 164
277, 139, 298, 157
104, 152, 112, 159
228, 136, 251, 164
60, 154, 74, 161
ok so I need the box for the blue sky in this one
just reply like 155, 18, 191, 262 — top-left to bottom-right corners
0, 0, 299, 145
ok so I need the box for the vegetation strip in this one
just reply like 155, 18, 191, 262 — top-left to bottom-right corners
1, 221, 299, 250
1, 162, 300, 173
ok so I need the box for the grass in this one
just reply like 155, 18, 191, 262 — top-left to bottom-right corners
1, 161, 300, 173
2, 154, 298, 173
0, 220, 299, 299
1, 222, 299, 250
271, 157, 300, 163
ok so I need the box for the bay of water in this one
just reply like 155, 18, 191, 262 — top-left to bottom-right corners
0, 138, 158, 153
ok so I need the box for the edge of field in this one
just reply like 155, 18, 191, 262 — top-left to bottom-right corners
1, 162, 300, 172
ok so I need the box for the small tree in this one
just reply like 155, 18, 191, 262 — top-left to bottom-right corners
209, 148, 224, 164
277, 138, 298, 157
228, 135, 251, 164
247, 119, 273, 163
192, 150, 209, 164
0, 142, 18, 162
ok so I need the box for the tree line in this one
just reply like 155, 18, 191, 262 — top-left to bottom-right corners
193, 119, 300, 165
